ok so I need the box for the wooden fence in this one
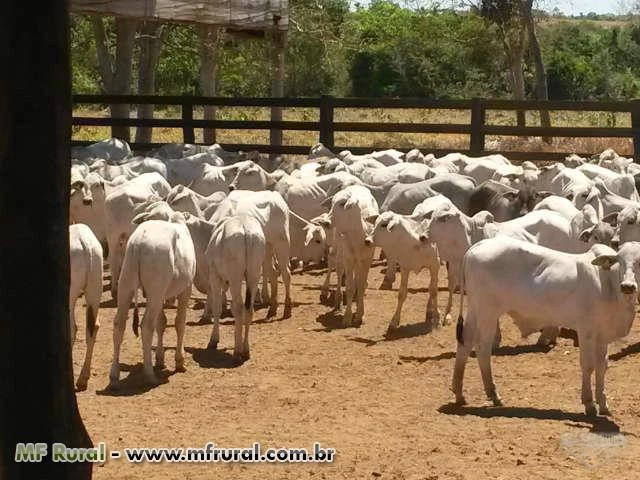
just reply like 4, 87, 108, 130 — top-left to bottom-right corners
72, 95, 640, 162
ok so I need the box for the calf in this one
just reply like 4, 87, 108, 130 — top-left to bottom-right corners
69, 224, 103, 391
453, 238, 640, 416
365, 212, 440, 333
327, 185, 379, 327
109, 213, 196, 387
205, 215, 266, 359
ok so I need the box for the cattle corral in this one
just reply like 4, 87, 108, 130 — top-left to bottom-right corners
74, 256, 640, 480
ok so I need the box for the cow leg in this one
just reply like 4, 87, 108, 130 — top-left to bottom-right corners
154, 310, 167, 370
109, 296, 132, 389
229, 282, 244, 359
477, 317, 502, 406
426, 262, 440, 327
264, 245, 278, 318
108, 234, 126, 300
76, 302, 100, 392
141, 300, 162, 385
320, 250, 334, 302
579, 334, 597, 416
452, 311, 477, 405
334, 250, 344, 310
353, 259, 370, 327
443, 273, 456, 326
594, 341, 610, 416
342, 265, 355, 328
207, 275, 223, 350
200, 292, 213, 324
174, 287, 190, 373
380, 256, 396, 290
388, 269, 409, 333
536, 326, 559, 347
273, 241, 292, 319
492, 319, 502, 351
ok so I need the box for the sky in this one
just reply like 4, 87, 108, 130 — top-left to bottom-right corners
354, 0, 635, 16
540, 0, 631, 15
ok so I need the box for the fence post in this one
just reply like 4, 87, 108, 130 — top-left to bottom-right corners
182, 94, 195, 144
319, 95, 335, 151
632, 100, 640, 163
470, 97, 486, 156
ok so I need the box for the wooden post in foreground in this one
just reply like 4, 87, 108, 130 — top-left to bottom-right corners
0, 1, 94, 478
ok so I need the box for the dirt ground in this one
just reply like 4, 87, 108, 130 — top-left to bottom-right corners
74, 253, 640, 480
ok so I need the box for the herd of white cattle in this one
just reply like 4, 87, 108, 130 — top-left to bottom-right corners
68, 138, 640, 417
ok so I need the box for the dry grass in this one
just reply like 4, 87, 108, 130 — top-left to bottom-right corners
72, 106, 634, 160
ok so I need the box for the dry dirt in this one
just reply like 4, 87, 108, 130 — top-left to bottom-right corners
74, 253, 640, 480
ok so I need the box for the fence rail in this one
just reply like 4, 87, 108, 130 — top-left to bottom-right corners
72, 95, 640, 162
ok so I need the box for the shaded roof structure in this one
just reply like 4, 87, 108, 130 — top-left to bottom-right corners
70, 0, 288, 32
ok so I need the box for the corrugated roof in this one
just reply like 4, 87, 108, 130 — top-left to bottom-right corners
70, 0, 288, 31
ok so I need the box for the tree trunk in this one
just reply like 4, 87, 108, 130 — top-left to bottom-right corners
270, 31, 287, 164
0, 1, 93, 478
136, 21, 167, 145
197, 25, 223, 145
93, 17, 138, 143
524, 1, 552, 143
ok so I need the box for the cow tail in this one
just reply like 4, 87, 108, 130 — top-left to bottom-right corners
456, 254, 468, 346
132, 289, 140, 337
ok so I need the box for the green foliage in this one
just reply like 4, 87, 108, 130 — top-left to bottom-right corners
69, 7, 640, 101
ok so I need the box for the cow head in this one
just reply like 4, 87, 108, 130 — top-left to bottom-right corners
228, 161, 277, 191
604, 205, 640, 248
592, 241, 640, 295
304, 214, 332, 247
502, 187, 553, 217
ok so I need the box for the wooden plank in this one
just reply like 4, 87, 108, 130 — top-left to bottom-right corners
73, 94, 320, 108
332, 122, 471, 134
483, 99, 632, 112
483, 125, 634, 137
73, 117, 320, 131
331, 98, 472, 109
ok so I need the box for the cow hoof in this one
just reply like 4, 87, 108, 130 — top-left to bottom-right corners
585, 404, 598, 417
174, 365, 186, 373
198, 317, 212, 325
599, 405, 612, 416
386, 325, 398, 336
267, 306, 277, 318
207, 341, 218, 350
454, 396, 467, 406
283, 304, 292, 319
107, 381, 120, 391
379, 281, 393, 290
75, 380, 88, 392
155, 362, 166, 370
491, 397, 503, 407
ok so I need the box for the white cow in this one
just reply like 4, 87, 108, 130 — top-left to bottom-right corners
209, 190, 292, 319
453, 237, 640, 416
365, 211, 440, 333
205, 214, 266, 359
69, 224, 103, 391
421, 204, 591, 324
326, 185, 379, 327
109, 212, 196, 388
104, 172, 171, 298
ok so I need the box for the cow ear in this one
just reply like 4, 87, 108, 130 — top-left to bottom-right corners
592, 254, 619, 270
602, 212, 619, 227
565, 192, 575, 201
535, 190, 554, 200
386, 216, 399, 231
501, 190, 518, 200
579, 226, 595, 242
365, 214, 379, 224
131, 212, 149, 225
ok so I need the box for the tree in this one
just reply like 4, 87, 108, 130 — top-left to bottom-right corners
0, 1, 93, 478
93, 16, 139, 142
136, 21, 169, 144
481, 0, 551, 136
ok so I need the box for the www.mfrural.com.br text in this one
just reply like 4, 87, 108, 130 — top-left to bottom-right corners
14, 442, 336, 464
